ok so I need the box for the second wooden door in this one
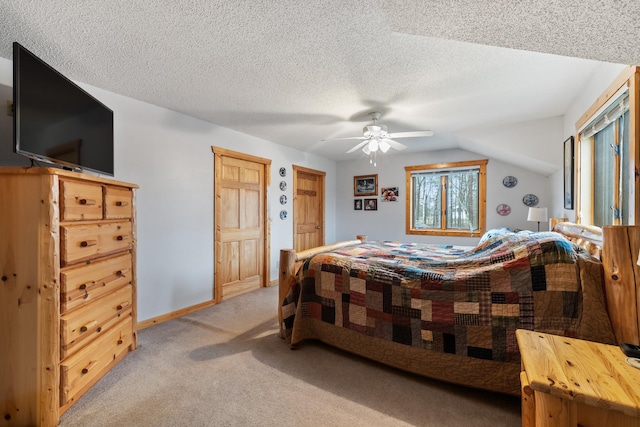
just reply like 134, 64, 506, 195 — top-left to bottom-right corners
293, 165, 325, 252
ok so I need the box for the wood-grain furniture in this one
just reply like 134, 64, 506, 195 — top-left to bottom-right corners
278, 223, 620, 395
0, 167, 138, 427
552, 222, 640, 345
517, 329, 640, 427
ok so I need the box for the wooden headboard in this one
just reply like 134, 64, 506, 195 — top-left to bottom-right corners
552, 221, 603, 259
552, 220, 640, 345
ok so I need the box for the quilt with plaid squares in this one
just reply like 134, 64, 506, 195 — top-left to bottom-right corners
282, 229, 613, 363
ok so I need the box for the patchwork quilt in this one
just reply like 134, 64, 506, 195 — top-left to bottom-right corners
282, 230, 594, 363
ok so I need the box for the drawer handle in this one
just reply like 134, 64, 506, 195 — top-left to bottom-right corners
79, 280, 95, 290
115, 201, 129, 207
80, 240, 97, 247
116, 235, 128, 241
117, 339, 124, 345
79, 198, 97, 206
114, 268, 131, 278
81, 360, 98, 375
117, 301, 130, 310
79, 320, 97, 333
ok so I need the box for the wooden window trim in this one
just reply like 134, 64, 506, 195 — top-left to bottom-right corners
575, 65, 640, 225
405, 159, 487, 237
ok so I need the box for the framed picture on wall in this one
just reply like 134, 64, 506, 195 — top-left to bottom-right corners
354, 174, 378, 196
364, 198, 377, 211
354, 199, 363, 210
564, 136, 574, 209
381, 187, 399, 202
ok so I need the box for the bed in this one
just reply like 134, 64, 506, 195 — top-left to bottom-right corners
278, 221, 640, 395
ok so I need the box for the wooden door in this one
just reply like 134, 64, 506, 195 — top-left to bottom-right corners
293, 165, 325, 252
213, 148, 271, 302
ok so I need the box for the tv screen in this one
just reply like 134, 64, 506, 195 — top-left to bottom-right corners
13, 42, 114, 176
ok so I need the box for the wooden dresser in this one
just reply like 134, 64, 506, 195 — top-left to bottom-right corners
0, 167, 138, 426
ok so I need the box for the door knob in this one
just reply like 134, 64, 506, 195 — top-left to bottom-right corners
316, 226, 321, 229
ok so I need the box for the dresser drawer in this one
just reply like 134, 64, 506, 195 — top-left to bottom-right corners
60, 180, 103, 221
60, 317, 133, 405
60, 284, 133, 351
104, 186, 133, 219
60, 221, 132, 266
61, 253, 132, 314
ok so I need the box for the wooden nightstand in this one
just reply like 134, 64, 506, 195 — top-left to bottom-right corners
516, 329, 640, 427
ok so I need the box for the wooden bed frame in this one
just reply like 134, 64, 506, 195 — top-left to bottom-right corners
278, 221, 640, 393
552, 221, 640, 344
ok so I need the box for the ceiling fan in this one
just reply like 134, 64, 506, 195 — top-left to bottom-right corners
324, 111, 434, 155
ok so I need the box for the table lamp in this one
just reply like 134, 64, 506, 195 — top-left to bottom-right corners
527, 207, 548, 232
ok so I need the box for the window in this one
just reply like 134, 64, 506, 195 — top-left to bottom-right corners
576, 66, 639, 226
405, 160, 487, 236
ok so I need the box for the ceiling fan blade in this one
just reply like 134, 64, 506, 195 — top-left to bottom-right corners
382, 138, 407, 151
387, 130, 434, 138
346, 140, 370, 153
321, 136, 366, 141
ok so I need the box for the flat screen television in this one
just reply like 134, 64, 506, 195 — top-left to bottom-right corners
13, 42, 114, 176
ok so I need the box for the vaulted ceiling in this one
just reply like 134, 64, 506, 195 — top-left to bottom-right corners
1, 1, 637, 173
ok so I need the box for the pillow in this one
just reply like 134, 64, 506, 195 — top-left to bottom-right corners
478, 227, 523, 243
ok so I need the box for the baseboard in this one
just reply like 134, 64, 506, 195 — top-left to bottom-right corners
137, 299, 216, 330
137, 281, 279, 330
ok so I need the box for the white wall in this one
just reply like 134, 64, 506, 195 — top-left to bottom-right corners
552, 62, 628, 221
457, 116, 564, 176
0, 57, 336, 322
0, 60, 29, 167
336, 147, 552, 246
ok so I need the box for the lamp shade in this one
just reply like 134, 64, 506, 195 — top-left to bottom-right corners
527, 207, 548, 222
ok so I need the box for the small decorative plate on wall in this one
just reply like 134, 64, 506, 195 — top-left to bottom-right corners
279, 167, 287, 177
496, 203, 511, 216
279, 210, 287, 220
280, 195, 287, 205
522, 194, 539, 207
502, 176, 518, 188
279, 181, 287, 191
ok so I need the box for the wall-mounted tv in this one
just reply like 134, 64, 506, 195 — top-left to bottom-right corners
13, 42, 114, 176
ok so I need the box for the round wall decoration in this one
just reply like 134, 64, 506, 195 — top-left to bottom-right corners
496, 203, 511, 216
522, 194, 539, 207
279, 181, 287, 191
502, 176, 518, 188
280, 195, 287, 205
279, 167, 287, 177
279, 210, 287, 220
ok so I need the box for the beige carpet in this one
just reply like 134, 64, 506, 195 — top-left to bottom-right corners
60, 285, 521, 427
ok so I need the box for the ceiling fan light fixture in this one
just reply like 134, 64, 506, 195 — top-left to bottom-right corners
333, 111, 432, 162
364, 124, 387, 135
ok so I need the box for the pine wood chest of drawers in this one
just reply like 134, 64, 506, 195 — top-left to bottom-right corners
0, 167, 138, 426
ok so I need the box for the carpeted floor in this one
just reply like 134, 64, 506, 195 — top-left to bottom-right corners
59, 285, 521, 426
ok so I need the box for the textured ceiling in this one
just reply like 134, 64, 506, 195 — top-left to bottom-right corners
0, 1, 635, 173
